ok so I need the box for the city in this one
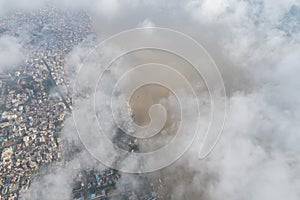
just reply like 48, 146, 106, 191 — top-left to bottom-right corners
0, 1, 300, 200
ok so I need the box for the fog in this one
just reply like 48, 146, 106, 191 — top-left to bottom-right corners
0, 35, 24, 73
2, 0, 297, 199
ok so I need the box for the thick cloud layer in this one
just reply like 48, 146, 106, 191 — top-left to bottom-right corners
11, 0, 300, 199
0, 35, 24, 72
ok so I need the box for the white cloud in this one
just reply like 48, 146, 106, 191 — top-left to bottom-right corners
94, 0, 120, 18
0, 35, 24, 72
139, 18, 156, 28
7, 0, 300, 199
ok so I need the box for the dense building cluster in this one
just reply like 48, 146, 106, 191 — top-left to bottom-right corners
72, 169, 164, 200
0, 7, 91, 199
0, 6, 165, 200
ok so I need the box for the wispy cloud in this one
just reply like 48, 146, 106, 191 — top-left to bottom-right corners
12, 0, 300, 199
